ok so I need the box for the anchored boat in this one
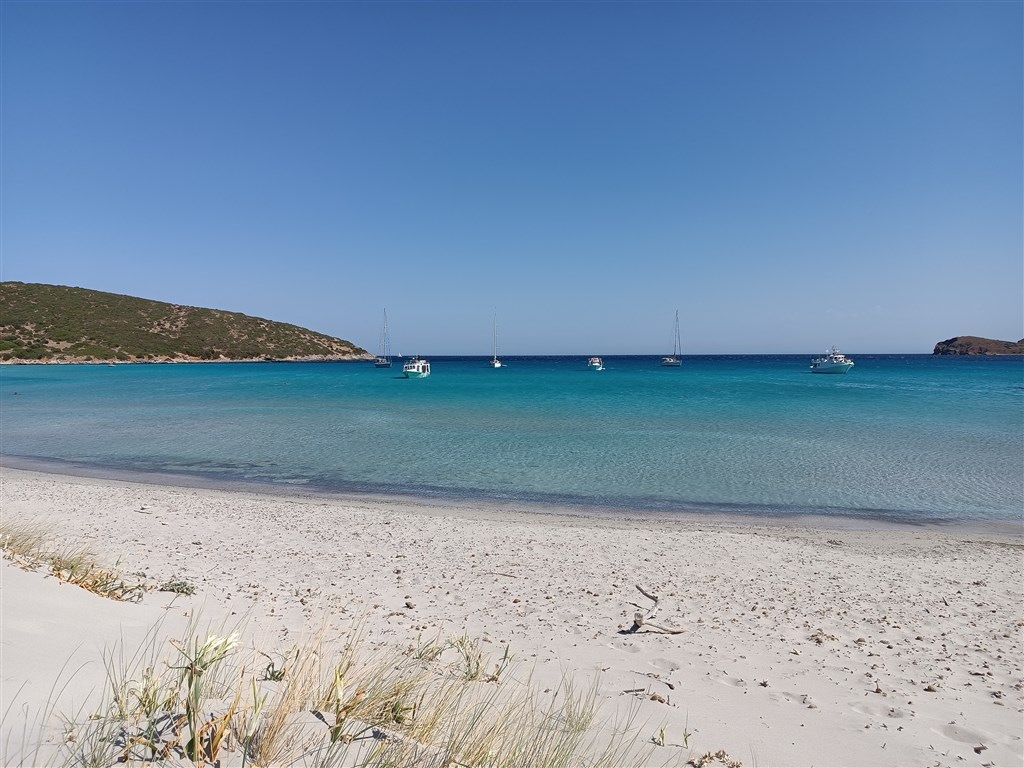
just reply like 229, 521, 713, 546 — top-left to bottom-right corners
374, 308, 393, 368
402, 356, 431, 379
661, 310, 682, 367
810, 347, 854, 374
489, 316, 502, 368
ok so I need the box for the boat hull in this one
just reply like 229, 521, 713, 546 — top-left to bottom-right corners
661, 357, 681, 367
810, 363, 854, 374
403, 370, 429, 379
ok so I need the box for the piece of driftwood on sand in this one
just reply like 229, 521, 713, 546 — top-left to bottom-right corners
627, 584, 686, 634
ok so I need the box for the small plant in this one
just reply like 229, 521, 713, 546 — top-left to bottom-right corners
196, 679, 241, 766
158, 579, 196, 596
683, 711, 693, 748
326, 665, 369, 744
449, 633, 484, 681
407, 632, 445, 662
385, 690, 417, 725
691, 749, 744, 768
239, 677, 268, 765
128, 666, 178, 722
653, 725, 667, 746
171, 632, 239, 763
485, 642, 514, 684
258, 649, 296, 681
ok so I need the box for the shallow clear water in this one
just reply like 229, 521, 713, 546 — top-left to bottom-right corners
2, 355, 1022, 524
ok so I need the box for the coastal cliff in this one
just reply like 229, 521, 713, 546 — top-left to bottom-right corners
0, 282, 372, 363
932, 336, 1024, 355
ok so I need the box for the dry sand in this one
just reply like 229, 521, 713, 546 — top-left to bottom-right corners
1, 467, 1022, 767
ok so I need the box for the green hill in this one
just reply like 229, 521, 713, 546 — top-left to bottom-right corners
933, 335, 1024, 355
0, 282, 371, 363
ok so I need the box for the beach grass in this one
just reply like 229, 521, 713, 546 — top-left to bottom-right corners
0, 521, 147, 602
0, 522, 671, 767
5, 617, 669, 768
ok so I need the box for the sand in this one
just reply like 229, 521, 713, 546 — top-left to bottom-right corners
1, 466, 1022, 767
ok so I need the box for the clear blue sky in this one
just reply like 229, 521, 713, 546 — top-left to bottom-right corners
2, 1, 1021, 354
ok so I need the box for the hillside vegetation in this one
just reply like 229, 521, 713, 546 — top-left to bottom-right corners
932, 335, 1024, 355
0, 282, 370, 363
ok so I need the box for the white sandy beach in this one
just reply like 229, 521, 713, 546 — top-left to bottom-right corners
1, 467, 1022, 767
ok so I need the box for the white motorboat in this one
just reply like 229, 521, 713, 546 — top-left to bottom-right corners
810, 347, 854, 374
588, 357, 605, 371
403, 356, 430, 379
661, 310, 682, 367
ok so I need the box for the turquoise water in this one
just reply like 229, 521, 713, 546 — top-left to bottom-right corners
1, 355, 1021, 524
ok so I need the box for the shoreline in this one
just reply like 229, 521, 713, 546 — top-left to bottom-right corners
0, 355, 374, 365
2, 466, 1022, 767
3, 454, 1021, 537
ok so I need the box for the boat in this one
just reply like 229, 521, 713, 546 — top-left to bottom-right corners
587, 357, 605, 371
403, 356, 430, 379
374, 308, 393, 368
488, 316, 502, 368
661, 310, 682, 367
810, 347, 855, 374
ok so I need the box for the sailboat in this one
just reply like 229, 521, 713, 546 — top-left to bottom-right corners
488, 316, 502, 368
661, 310, 682, 367
374, 308, 392, 368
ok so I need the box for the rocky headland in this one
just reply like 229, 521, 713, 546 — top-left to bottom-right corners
933, 336, 1024, 355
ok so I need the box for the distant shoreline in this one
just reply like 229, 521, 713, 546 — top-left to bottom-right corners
0, 354, 374, 365
5, 352, 1024, 365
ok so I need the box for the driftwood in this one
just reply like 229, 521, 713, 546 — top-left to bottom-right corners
627, 584, 686, 634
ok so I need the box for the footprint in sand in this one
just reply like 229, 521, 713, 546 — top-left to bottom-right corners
649, 657, 679, 673
717, 675, 748, 688
935, 723, 990, 745
852, 701, 910, 719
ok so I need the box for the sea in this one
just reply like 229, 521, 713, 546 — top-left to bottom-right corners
1, 355, 1022, 528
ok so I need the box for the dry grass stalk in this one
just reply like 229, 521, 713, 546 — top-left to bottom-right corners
0, 522, 146, 602
246, 641, 328, 766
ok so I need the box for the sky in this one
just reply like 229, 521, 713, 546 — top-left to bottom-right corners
2, 1, 1021, 355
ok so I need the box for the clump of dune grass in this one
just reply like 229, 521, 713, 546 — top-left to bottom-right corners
12, 614, 670, 768
1, 523, 679, 767
0, 521, 147, 602
0, 521, 48, 561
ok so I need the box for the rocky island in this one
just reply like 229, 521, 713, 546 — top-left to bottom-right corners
932, 335, 1024, 355
0, 282, 372, 363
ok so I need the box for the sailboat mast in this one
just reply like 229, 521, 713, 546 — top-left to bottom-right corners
673, 310, 680, 357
